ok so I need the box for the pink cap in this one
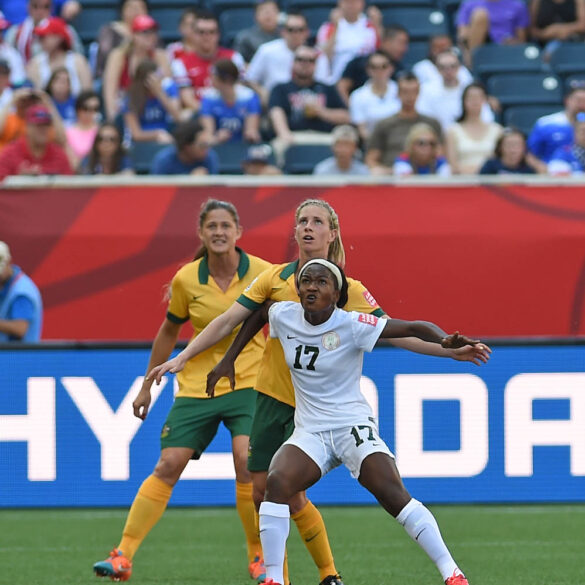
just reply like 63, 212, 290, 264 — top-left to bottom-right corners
132, 14, 158, 32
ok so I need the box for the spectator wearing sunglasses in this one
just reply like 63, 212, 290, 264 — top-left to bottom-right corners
65, 90, 100, 169
393, 123, 450, 176
269, 45, 349, 157
348, 50, 399, 142
80, 122, 134, 175
245, 12, 330, 107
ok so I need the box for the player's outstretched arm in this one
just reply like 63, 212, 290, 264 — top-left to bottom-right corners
381, 318, 480, 349
206, 307, 268, 397
389, 337, 491, 365
147, 302, 252, 384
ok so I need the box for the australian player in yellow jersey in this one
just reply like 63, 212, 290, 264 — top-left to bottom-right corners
93, 200, 272, 582
148, 199, 490, 585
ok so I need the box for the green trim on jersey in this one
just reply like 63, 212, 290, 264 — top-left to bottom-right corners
167, 311, 189, 324
372, 308, 385, 317
237, 295, 263, 311
279, 260, 299, 281
198, 247, 250, 284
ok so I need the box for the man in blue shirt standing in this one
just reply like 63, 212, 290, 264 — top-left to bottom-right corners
0, 241, 42, 342
151, 119, 219, 175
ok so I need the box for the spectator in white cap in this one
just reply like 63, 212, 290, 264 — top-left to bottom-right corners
0, 11, 26, 85
313, 123, 370, 175
0, 241, 43, 342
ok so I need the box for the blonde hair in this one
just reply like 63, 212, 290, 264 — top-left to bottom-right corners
404, 122, 439, 152
295, 199, 346, 267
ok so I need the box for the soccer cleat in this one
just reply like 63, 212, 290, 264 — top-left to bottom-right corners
319, 574, 344, 585
249, 553, 266, 583
93, 548, 133, 581
445, 570, 469, 585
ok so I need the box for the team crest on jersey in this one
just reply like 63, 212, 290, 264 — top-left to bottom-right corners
321, 331, 340, 350
363, 290, 378, 307
358, 313, 378, 326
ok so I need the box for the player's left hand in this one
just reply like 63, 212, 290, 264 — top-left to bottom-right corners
206, 358, 236, 397
451, 342, 492, 365
441, 331, 481, 349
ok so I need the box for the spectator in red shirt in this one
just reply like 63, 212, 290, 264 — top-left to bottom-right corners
0, 103, 72, 180
170, 10, 244, 114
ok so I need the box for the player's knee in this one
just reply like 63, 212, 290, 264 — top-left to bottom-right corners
265, 468, 293, 503
153, 455, 184, 485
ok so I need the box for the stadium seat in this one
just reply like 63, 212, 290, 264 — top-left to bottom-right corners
550, 43, 585, 79
366, 0, 437, 7
436, 0, 462, 37
150, 7, 184, 43
129, 141, 170, 174
502, 104, 561, 136
213, 142, 275, 174
381, 7, 449, 41
487, 73, 563, 108
472, 44, 543, 83
283, 0, 336, 9
564, 74, 585, 93
209, 0, 256, 16
283, 144, 332, 174
72, 6, 118, 44
218, 7, 256, 47
402, 41, 428, 69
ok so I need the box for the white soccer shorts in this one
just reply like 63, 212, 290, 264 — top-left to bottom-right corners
284, 423, 395, 479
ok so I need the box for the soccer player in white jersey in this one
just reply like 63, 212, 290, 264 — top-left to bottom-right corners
258, 258, 490, 585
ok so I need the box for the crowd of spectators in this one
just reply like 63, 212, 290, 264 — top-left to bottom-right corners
0, 0, 584, 178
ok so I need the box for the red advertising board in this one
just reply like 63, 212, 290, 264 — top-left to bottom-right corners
2, 183, 584, 339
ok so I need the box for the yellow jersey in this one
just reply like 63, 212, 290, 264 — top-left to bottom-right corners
237, 260, 384, 407
167, 250, 272, 398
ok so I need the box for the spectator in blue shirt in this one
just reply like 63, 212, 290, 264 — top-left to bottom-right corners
480, 127, 536, 175
527, 83, 585, 171
200, 58, 261, 145
123, 59, 183, 144
45, 66, 75, 125
151, 118, 219, 175
548, 112, 585, 175
0, 240, 42, 342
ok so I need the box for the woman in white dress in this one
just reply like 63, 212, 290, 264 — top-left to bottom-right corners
446, 82, 502, 175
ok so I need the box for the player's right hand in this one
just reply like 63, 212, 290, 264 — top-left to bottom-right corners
133, 388, 152, 420
206, 359, 236, 398
147, 356, 185, 385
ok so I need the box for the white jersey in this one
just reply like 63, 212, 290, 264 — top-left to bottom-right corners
268, 301, 386, 432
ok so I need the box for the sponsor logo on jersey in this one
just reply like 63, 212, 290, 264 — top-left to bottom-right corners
358, 313, 378, 326
363, 290, 378, 307
321, 331, 340, 350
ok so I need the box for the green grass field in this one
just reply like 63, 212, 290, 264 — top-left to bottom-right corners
1, 505, 583, 585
